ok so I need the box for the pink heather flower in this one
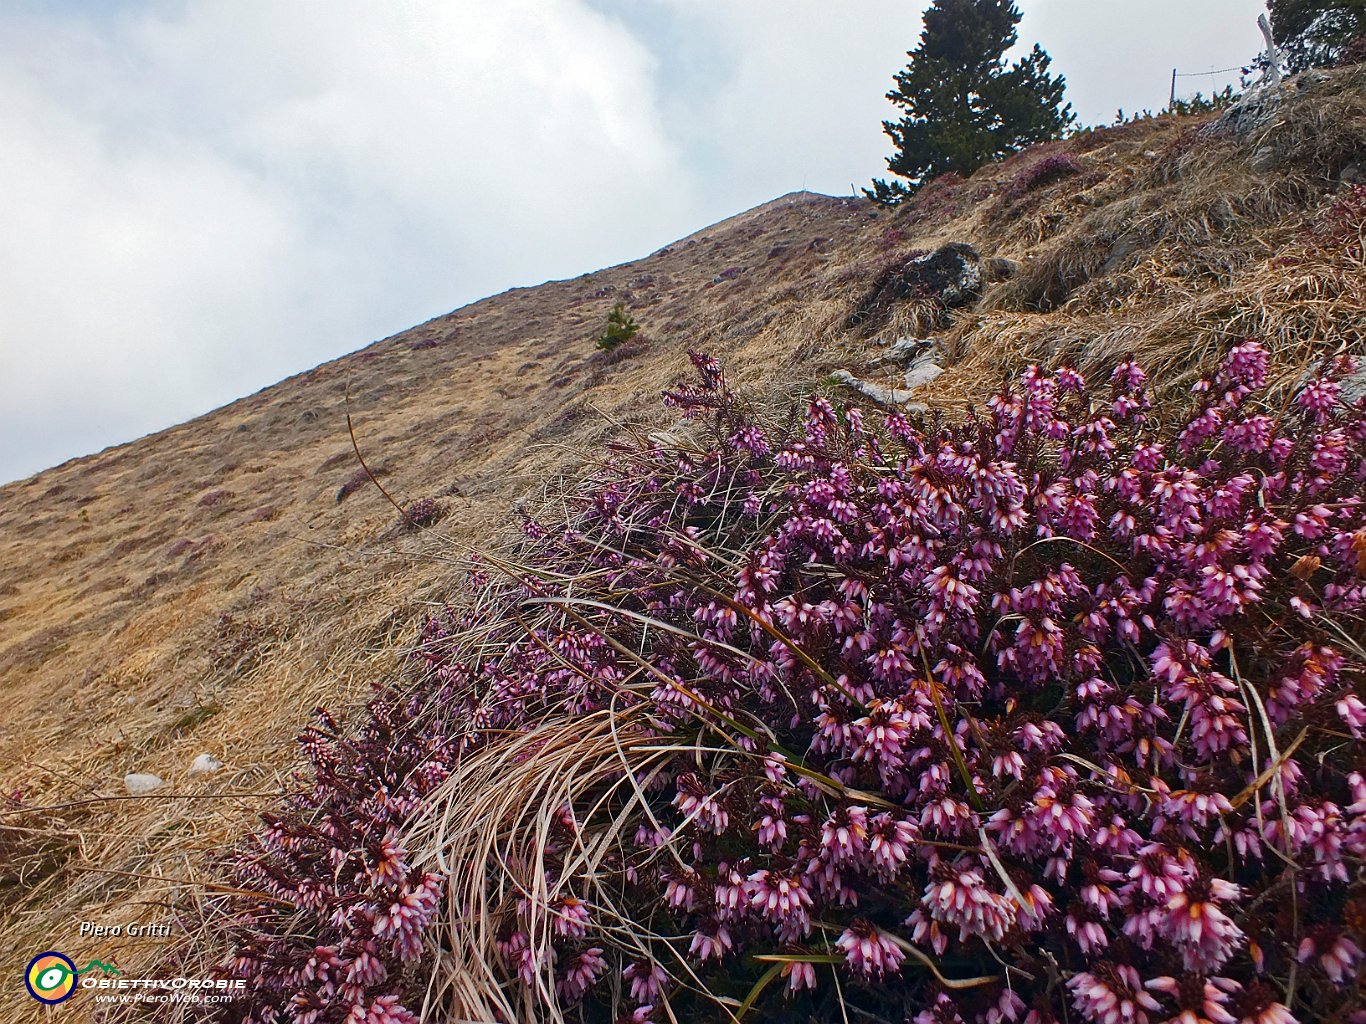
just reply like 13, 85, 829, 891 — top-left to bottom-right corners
1068, 963, 1162, 1024
851, 700, 914, 770
1154, 786, 1235, 835
780, 959, 817, 993
762, 751, 788, 783
1067, 912, 1110, 955
1144, 975, 1239, 1024
714, 863, 749, 919
673, 773, 730, 833
551, 895, 590, 938
664, 868, 698, 911
1016, 882, 1055, 931
923, 862, 1017, 942
1030, 786, 1096, 851
756, 795, 788, 849
1161, 877, 1244, 971
623, 960, 668, 1004
372, 874, 441, 960
866, 812, 917, 877
351, 994, 419, 1024
1222, 341, 1268, 388
688, 921, 733, 962
1297, 928, 1363, 985
1296, 378, 1341, 419
748, 868, 813, 926
496, 930, 545, 987
1127, 844, 1195, 902
556, 947, 607, 1001
836, 920, 905, 978
346, 947, 388, 987
368, 831, 410, 886
1337, 693, 1366, 737
819, 805, 869, 865
913, 992, 968, 1024
1058, 366, 1086, 391
1228, 982, 1298, 1024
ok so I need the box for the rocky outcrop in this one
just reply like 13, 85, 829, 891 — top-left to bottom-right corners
831, 370, 926, 410
846, 242, 982, 330
835, 334, 946, 408
870, 335, 946, 391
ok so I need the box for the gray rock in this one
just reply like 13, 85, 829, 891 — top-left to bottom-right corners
873, 336, 934, 364
920, 243, 983, 307
1102, 231, 1144, 274
888, 337, 929, 360
1250, 146, 1279, 172
845, 243, 983, 330
124, 772, 164, 796
189, 753, 223, 775
904, 360, 944, 391
831, 370, 926, 410
1204, 83, 1282, 138
1341, 367, 1366, 406
1339, 162, 1366, 186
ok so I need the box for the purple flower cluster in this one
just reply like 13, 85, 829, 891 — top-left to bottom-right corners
399, 496, 446, 530
214, 693, 454, 1023
222, 344, 1365, 1023
1005, 152, 1084, 201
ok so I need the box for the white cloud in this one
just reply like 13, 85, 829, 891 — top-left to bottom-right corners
0, 0, 693, 483
592, 0, 916, 206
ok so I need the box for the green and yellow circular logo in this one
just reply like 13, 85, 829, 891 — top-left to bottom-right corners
25, 951, 78, 1004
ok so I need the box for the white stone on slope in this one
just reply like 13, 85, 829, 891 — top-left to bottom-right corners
124, 773, 165, 796
189, 753, 223, 775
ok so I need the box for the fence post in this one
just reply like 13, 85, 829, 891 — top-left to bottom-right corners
1169, 67, 1178, 110
1257, 14, 1281, 88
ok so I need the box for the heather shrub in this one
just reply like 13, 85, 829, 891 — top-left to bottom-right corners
214, 691, 449, 1024
336, 465, 389, 504
1339, 34, 1366, 68
1005, 152, 1083, 201
899, 171, 969, 226
593, 336, 644, 368
199, 488, 236, 508
1314, 183, 1366, 262
217, 346, 1365, 1024
399, 496, 447, 530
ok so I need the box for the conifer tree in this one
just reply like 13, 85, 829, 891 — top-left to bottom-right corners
1268, 0, 1366, 71
867, 0, 1073, 204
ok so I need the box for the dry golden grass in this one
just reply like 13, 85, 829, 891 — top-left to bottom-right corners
2, 65, 1364, 1022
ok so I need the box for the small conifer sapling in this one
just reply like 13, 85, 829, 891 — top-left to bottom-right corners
596, 302, 640, 352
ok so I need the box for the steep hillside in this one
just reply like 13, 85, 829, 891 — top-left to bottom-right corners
2, 65, 1364, 1020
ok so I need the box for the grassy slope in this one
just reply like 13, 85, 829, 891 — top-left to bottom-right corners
1, 65, 1363, 1021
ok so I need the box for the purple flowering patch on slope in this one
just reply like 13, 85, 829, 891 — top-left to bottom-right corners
218, 344, 1365, 1024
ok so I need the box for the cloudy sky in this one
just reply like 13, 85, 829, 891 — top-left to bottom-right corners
0, 0, 1268, 484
